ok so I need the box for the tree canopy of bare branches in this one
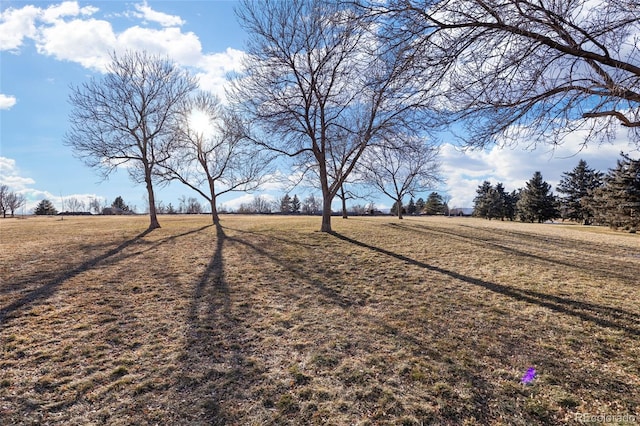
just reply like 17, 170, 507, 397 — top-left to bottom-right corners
160, 92, 273, 224
65, 51, 197, 229
233, 0, 435, 232
371, 0, 640, 148
359, 137, 441, 219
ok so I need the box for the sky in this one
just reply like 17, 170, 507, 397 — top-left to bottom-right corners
1, 0, 638, 214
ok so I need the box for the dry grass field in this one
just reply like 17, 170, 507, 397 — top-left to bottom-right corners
1, 214, 638, 425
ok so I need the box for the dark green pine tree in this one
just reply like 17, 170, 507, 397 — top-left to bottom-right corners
485, 183, 506, 220
415, 197, 425, 214
407, 197, 417, 215
504, 190, 520, 221
424, 192, 445, 215
291, 194, 301, 214
34, 199, 58, 215
517, 171, 559, 223
390, 200, 406, 217
111, 196, 130, 212
473, 181, 493, 218
557, 159, 604, 225
280, 193, 292, 213
589, 153, 640, 230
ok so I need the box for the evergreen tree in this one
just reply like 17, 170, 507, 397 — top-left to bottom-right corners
407, 197, 417, 215
483, 184, 504, 220
291, 194, 301, 214
390, 200, 406, 216
473, 181, 493, 218
557, 159, 604, 224
34, 199, 58, 215
504, 190, 520, 221
494, 183, 509, 220
280, 193, 292, 213
415, 197, 425, 214
111, 196, 130, 212
517, 171, 559, 223
424, 192, 446, 215
588, 153, 640, 230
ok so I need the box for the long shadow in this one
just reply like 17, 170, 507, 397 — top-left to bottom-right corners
1, 225, 213, 324
224, 231, 355, 309
0, 228, 153, 324
330, 231, 640, 336
189, 224, 228, 325
217, 227, 496, 422
386, 222, 639, 284
181, 224, 258, 424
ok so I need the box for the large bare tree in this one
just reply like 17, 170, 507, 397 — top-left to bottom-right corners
232, 0, 434, 232
65, 51, 197, 229
359, 136, 441, 219
372, 0, 640, 148
160, 92, 273, 224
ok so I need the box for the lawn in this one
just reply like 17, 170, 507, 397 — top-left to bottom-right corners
1, 214, 638, 425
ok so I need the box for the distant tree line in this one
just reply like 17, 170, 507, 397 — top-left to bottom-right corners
472, 154, 640, 231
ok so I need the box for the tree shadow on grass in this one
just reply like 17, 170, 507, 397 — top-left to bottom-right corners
330, 231, 640, 337
179, 224, 266, 425
386, 221, 639, 285
0, 225, 212, 325
210, 228, 498, 423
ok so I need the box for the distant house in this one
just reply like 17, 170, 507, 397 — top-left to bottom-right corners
102, 207, 129, 215
449, 208, 473, 216
57, 211, 92, 216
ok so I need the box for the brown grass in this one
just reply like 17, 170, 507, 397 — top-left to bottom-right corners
1, 214, 638, 425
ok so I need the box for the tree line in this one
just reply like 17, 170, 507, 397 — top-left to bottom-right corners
472, 154, 640, 231
53, 0, 638, 232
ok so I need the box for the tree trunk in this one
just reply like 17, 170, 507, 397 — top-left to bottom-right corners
210, 198, 220, 225
145, 172, 161, 229
397, 197, 404, 220
321, 194, 333, 232
340, 186, 348, 219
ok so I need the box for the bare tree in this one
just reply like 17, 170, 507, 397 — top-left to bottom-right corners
233, 0, 433, 232
0, 185, 7, 218
88, 198, 103, 214
359, 137, 441, 219
160, 92, 272, 224
65, 51, 197, 230
5, 191, 26, 217
302, 194, 322, 215
371, 0, 640, 148
65, 197, 85, 213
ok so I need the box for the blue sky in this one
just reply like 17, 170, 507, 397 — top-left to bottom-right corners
1, 0, 638, 214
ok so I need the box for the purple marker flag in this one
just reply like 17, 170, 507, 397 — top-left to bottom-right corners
521, 367, 536, 384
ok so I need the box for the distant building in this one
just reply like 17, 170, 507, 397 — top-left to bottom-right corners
102, 207, 130, 215
449, 208, 473, 216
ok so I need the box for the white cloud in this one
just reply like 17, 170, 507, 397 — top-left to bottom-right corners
36, 18, 116, 70
132, 1, 184, 27
196, 48, 246, 100
2, 0, 242, 100
0, 4, 39, 51
0, 94, 17, 109
117, 26, 202, 66
41, 1, 97, 23
0, 157, 35, 190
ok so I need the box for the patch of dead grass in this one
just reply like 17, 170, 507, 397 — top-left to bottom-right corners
1, 215, 638, 425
